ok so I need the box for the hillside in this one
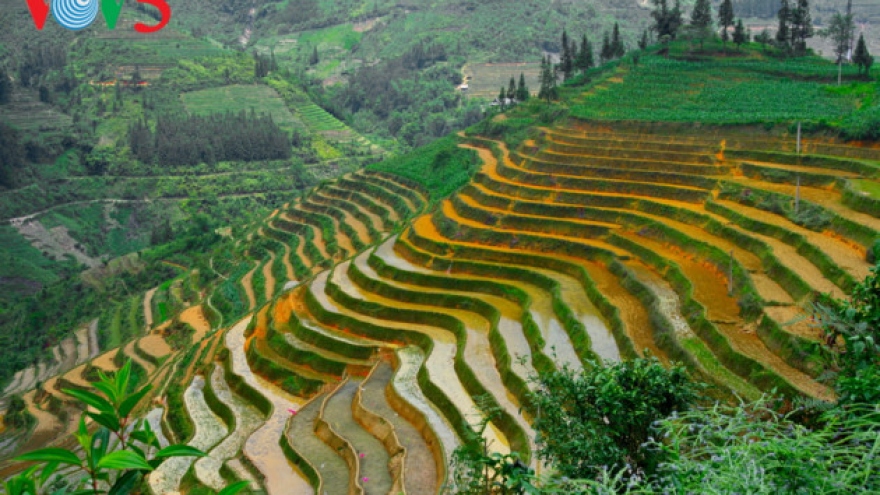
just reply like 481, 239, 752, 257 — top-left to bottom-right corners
1, 35, 879, 493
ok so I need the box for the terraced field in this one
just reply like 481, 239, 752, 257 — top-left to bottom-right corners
6, 118, 880, 493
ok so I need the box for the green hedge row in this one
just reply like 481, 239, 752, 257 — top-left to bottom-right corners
201, 367, 236, 431
452, 193, 612, 239
221, 350, 272, 418
324, 184, 395, 230
265, 323, 347, 377
347, 256, 534, 414
299, 198, 367, 254
276, 314, 377, 362
756, 315, 828, 378
841, 180, 880, 218
322, 267, 531, 461
706, 201, 855, 292
312, 190, 382, 241
360, 170, 428, 210
521, 154, 720, 190
302, 284, 475, 450
283, 206, 340, 259
725, 149, 880, 177
494, 153, 710, 203
740, 162, 840, 188
405, 224, 632, 362
541, 142, 717, 166
367, 246, 556, 374
278, 426, 322, 492
609, 234, 802, 398
246, 339, 325, 397
337, 176, 414, 222
262, 225, 313, 280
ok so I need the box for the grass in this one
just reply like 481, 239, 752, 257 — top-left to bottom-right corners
852, 179, 880, 200
181, 85, 299, 128
297, 24, 363, 51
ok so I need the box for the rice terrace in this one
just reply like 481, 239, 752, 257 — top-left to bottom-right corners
2, 0, 880, 493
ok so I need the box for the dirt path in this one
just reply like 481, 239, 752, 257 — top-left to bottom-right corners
263, 252, 277, 300
91, 350, 119, 373
124, 339, 156, 376
241, 263, 258, 312
180, 305, 211, 343
310, 271, 508, 453
225, 317, 313, 495
87, 319, 100, 359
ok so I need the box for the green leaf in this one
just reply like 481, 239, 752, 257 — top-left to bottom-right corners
115, 360, 132, 399
62, 389, 113, 414
108, 470, 142, 495
153, 445, 207, 459
96, 451, 153, 471
118, 385, 152, 418
90, 428, 111, 468
15, 448, 82, 466
86, 411, 121, 433
218, 481, 252, 495
38, 461, 60, 486
92, 381, 119, 406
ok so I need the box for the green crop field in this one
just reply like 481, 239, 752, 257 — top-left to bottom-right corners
180, 85, 300, 128
571, 52, 870, 124
463, 62, 541, 98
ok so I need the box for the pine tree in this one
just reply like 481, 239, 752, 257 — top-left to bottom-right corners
507, 76, 516, 101
0, 69, 11, 105
612, 23, 625, 58
790, 0, 813, 54
517, 73, 529, 101
309, 46, 319, 65
690, 0, 712, 29
733, 19, 747, 48
854, 33, 874, 77
498, 87, 507, 109
601, 31, 612, 63
577, 34, 594, 72
538, 56, 549, 101
561, 29, 573, 80
718, 0, 735, 44
651, 0, 683, 40
639, 30, 649, 50
777, 0, 791, 49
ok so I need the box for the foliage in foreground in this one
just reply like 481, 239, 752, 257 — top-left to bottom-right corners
3, 360, 248, 495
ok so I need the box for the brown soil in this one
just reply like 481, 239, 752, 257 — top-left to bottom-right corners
356, 172, 421, 216
751, 274, 795, 305
263, 253, 277, 300
763, 306, 822, 341
140, 332, 173, 360
622, 232, 832, 400
124, 339, 156, 375
180, 305, 211, 343
286, 208, 331, 261
91, 350, 119, 373
716, 199, 870, 282
144, 287, 158, 331
241, 263, 258, 312
19, 390, 63, 452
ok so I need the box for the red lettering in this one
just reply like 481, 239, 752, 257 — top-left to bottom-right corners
133, 0, 171, 33
24, 0, 50, 30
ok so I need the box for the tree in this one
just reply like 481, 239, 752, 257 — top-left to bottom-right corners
822, 12, 855, 64
0, 122, 24, 188
575, 34, 594, 73
516, 73, 529, 101
0, 69, 12, 105
718, 0, 735, 44
690, 0, 713, 30
530, 358, 698, 480
790, 0, 813, 54
756, 28, 772, 48
733, 19, 748, 48
600, 31, 613, 63
611, 23, 625, 58
560, 29, 573, 80
538, 56, 557, 102
651, 0, 684, 40
854, 33, 874, 78
309, 46, 319, 65
507, 76, 516, 101
777, 0, 792, 49
639, 30, 649, 50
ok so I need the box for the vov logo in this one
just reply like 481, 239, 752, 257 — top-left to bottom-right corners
25, 0, 171, 33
